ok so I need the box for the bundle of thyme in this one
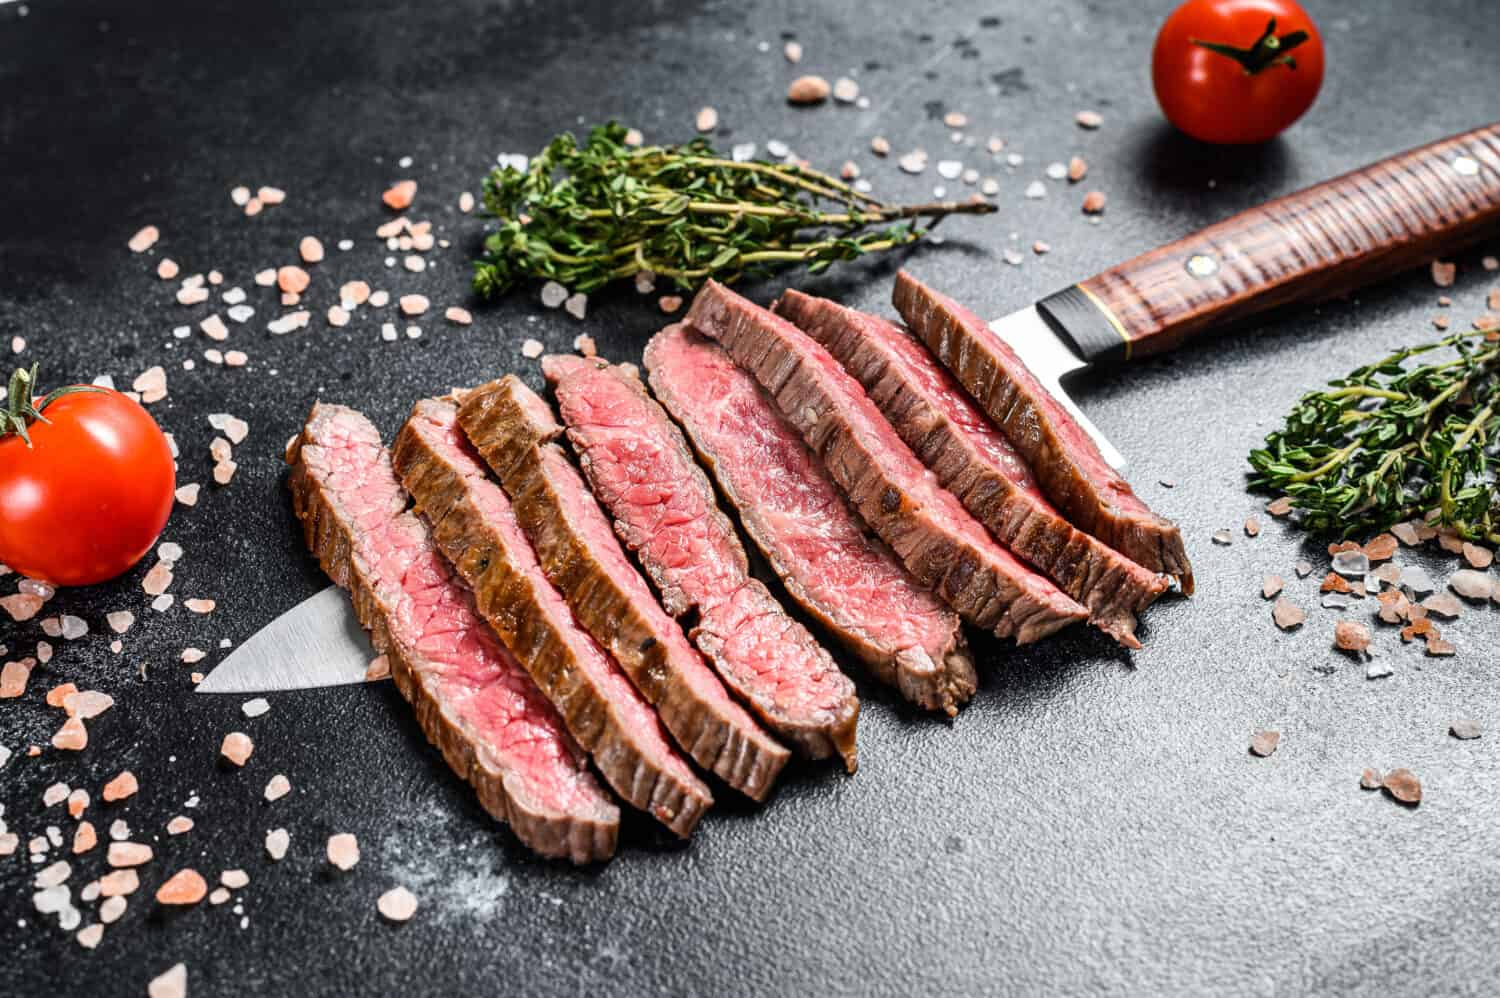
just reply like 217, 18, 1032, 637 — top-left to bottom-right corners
1249, 330, 1500, 541
472, 122, 996, 297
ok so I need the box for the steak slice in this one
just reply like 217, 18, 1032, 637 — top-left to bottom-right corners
286, 403, 618, 864
456, 376, 790, 801
892, 270, 1195, 594
684, 280, 1088, 643
775, 291, 1168, 649
392, 398, 712, 838
544, 353, 860, 770
644, 325, 977, 714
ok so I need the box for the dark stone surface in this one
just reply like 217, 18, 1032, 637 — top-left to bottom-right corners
3, 1, 1499, 994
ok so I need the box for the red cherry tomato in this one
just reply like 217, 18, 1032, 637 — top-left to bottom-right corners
0, 368, 175, 586
1153, 0, 1324, 145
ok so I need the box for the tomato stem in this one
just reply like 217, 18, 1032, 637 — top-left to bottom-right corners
3, 364, 106, 448
1192, 17, 1309, 75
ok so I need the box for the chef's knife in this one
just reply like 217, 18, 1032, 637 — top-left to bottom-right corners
203, 124, 1500, 695
195, 584, 377, 693
996, 121, 1500, 471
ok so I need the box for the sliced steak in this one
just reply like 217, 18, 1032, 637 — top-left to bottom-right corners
684, 281, 1089, 643
287, 403, 618, 864
644, 325, 977, 714
892, 270, 1194, 594
776, 291, 1168, 648
392, 398, 712, 838
544, 354, 860, 770
456, 376, 790, 801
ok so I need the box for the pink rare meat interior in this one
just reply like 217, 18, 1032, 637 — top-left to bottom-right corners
288, 404, 617, 863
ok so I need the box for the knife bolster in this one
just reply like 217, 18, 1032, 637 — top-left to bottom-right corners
1036, 284, 1132, 367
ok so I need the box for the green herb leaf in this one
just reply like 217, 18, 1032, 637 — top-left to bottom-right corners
1249, 329, 1500, 543
471, 122, 996, 298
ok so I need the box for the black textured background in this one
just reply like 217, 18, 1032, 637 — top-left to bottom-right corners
4, 1, 1500, 995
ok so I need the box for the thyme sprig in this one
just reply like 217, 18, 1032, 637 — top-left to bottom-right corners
1249, 330, 1500, 541
472, 122, 996, 297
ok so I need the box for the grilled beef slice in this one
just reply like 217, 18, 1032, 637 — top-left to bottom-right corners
892, 271, 1194, 594
456, 376, 790, 801
287, 403, 619, 863
776, 291, 1168, 649
683, 281, 1088, 643
392, 398, 712, 838
544, 354, 860, 770
644, 325, 977, 714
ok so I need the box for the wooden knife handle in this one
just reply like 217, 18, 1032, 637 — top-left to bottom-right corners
1035, 123, 1500, 366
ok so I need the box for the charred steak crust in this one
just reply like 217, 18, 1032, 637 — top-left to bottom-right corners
543, 354, 861, 771
456, 377, 791, 801
892, 271, 1195, 594
392, 399, 713, 838
683, 281, 1089, 644
644, 325, 976, 715
775, 291, 1167, 650
286, 403, 619, 864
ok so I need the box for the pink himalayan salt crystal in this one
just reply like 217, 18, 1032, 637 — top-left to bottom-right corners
264, 774, 291, 801
128, 226, 160, 253
106, 841, 153, 867
327, 833, 360, 871
378, 886, 418, 922
147, 963, 187, 998
102, 770, 139, 802
51, 716, 88, 751
220, 732, 253, 766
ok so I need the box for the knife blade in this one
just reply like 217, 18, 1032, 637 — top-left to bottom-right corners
195, 584, 378, 694
993, 121, 1500, 472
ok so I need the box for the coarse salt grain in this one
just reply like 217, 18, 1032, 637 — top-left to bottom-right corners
98, 869, 138, 897
64, 691, 113, 719
399, 294, 429, 316
102, 771, 140, 803
378, 886, 418, 922
51, 717, 88, 751
264, 774, 291, 801
133, 366, 168, 403
166, 816, 194, 835
521, 338, 544, 359
106, 841, 152, 867
128, 226, 160, 253
242, 697, 270, 718
147, 964, 187, 998
383, 180, 417, 210
540, 282, 568, 308
220, 732, 253, 766
265, 828, 289, 860
445, 307, 472, 326
277, 266, 310, 294
327, 833, 360, 870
